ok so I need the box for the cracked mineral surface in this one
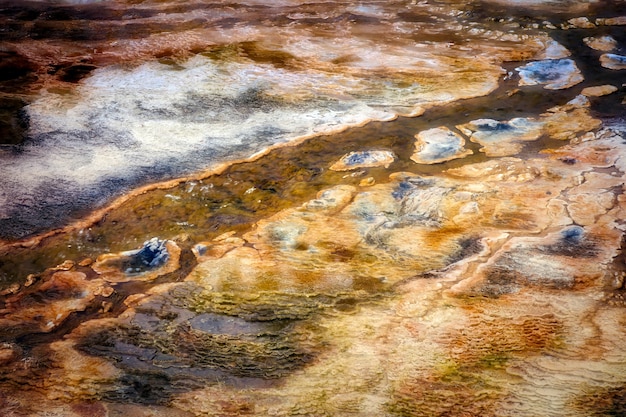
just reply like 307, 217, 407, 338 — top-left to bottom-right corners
1, 0, 626, 416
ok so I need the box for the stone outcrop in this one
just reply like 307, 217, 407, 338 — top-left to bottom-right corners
330, 150, 397, 171
600, 54, 626, 70
516, 59, 584, 90
410, 127, 473, 164
581, 85, 619, 97
457, 117, 543, 157
583, 35, 618, 52
92, 238, 181, 283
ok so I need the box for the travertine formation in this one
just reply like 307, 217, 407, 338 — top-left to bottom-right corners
2, 116, 624, 417
583, 35, 618, 52
581, 85, 619, 97
0, 1, 625, 416
516, 59, 583, 90
457, 118, 544, 157
411, 127, 473, 164
600, 54, 626, 70
330, 151, 397, 171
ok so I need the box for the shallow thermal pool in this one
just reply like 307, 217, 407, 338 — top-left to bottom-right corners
0, 1, 625, 416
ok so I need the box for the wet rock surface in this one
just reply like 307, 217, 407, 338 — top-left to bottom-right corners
583, 35, 618, 52
457, 117, 544, 157
410, 127, 473, 164
330, 150, 396, 171
92, 238, 181, 283
581, 84, 619, 97
0, 1, 626, 416
516, 59, 584, 90
600, 53, 626, 70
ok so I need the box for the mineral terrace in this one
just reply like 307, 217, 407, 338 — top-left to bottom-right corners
0, 0, 625, 416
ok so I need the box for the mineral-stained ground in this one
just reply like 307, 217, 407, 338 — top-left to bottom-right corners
1, 0, 626, 416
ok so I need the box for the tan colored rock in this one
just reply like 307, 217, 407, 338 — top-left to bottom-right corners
0, 271, 106, 334
186, 176, 473, 295
596, 16, 626, 25
557, 94, 591, 110
51, 260, 75, 271
568, 17, 595, 28
583, 36, 617, 52
542, 129, 625, 169
565, 171, 622, 226
532, 39, 570, 60
581, 85, 618, 97
449, 224, 614, 296
78, 258, 94, 267
541, 101, 602, 140
0, 283, 20, 295
600, 54, 626, 70
0, 343, 19, 365
454, 101, 600, 156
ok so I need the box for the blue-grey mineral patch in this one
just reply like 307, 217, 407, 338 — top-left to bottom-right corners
410, 127, 472, 164
330, 150, 396, 171
600, 53, 626, 70
127, 237, 171, 271
516, 59, 583, 90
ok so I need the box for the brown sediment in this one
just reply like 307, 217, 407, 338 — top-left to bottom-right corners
385, 297, 564, 416
0, 269, 111, 340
